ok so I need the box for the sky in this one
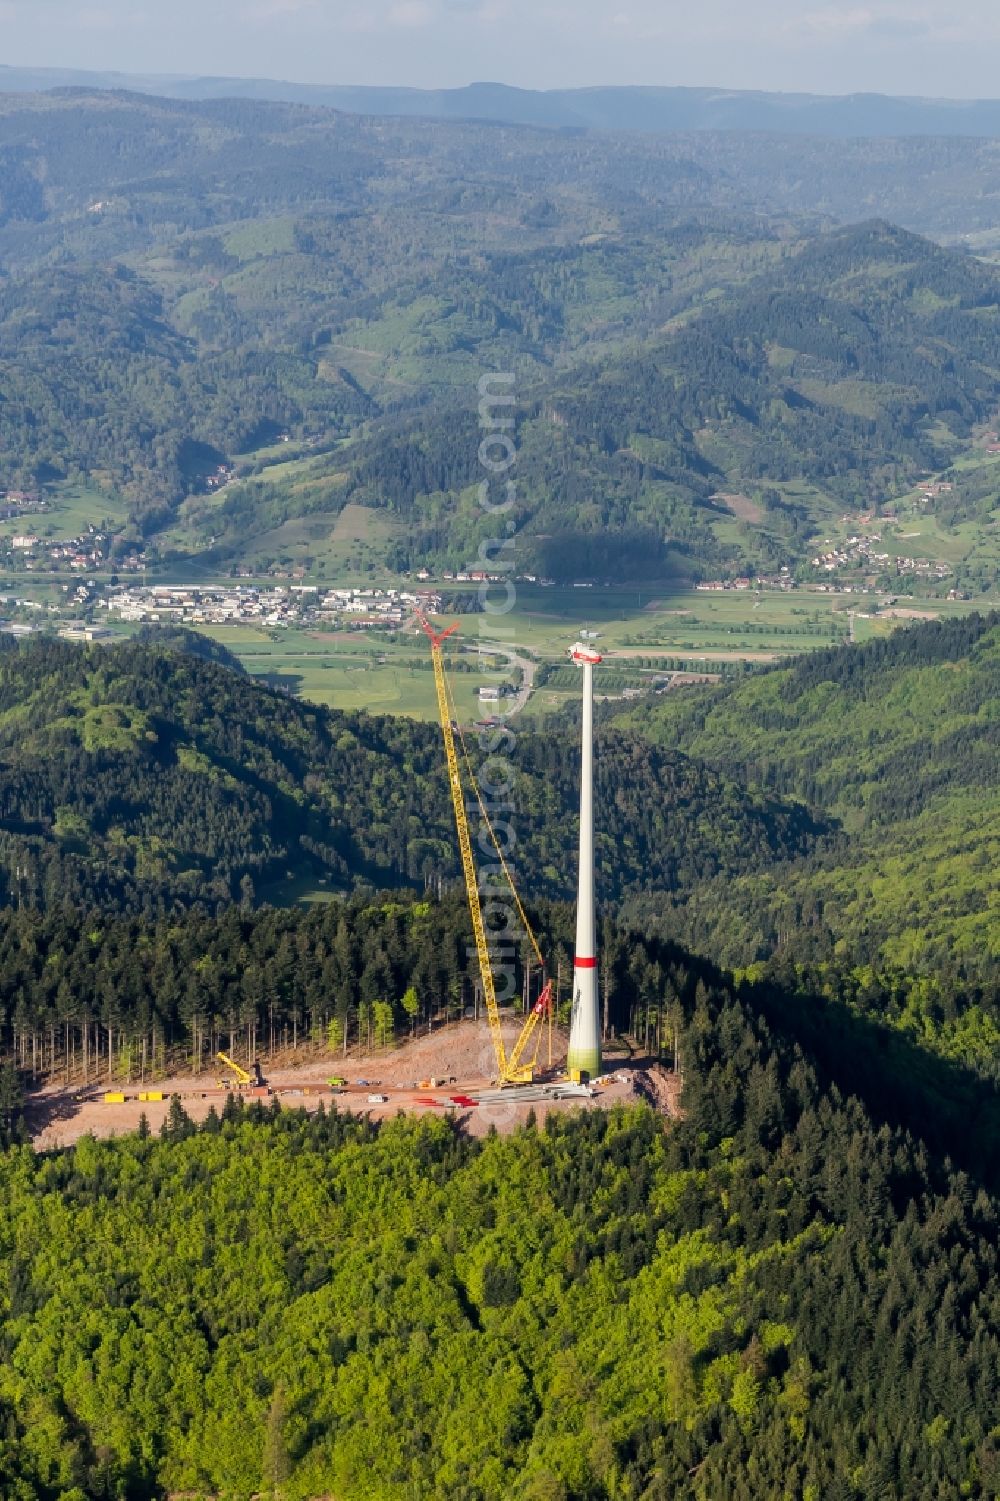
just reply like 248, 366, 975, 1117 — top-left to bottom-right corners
3, 0, 1000, 99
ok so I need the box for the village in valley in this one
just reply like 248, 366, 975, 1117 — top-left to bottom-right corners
0, 454, 989, 690
0, 489, 147, 576
102, 582, 445, 630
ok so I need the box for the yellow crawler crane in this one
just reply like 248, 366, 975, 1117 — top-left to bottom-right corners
420, 617, 552, 1086
216, 1051, 264, 1089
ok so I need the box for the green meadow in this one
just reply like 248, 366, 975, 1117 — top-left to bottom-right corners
0, 481, 128, 544
179, 584, 998, 722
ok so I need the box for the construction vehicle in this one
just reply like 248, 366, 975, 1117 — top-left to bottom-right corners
420, 615, 554, 1086
215, 1051, 265, 1089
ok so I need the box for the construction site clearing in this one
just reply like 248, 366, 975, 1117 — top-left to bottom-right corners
22, 622, 680, 1151
25, 1019, 682, 1151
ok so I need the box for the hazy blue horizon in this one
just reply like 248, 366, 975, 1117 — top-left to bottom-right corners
11, 65, 1000, 143
3, 0, 1000, 101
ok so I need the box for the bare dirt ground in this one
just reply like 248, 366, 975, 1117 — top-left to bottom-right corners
26, 1021, 681, 1150
632, 1064, 683, 1116
711, 491, 766, 524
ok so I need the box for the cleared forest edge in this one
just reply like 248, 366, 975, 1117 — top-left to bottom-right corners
25, 1019, 680, 1148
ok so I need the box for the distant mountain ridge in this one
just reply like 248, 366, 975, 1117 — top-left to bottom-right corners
8, 66, 1000, 137
1, 87, 999, 581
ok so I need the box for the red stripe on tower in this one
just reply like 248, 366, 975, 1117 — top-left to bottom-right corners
574, 957, 597, 968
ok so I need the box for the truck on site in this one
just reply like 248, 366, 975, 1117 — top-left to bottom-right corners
215, 1051, 266, 1090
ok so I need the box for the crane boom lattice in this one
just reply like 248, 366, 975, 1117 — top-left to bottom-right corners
420, 616, 545, 1085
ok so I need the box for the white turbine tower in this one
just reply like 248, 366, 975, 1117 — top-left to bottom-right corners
567, 640, 602, 1080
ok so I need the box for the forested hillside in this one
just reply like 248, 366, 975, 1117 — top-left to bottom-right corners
0, 264, 370, 517
500, 221, 1000, 576
2, 916, 1000, 1497
1, 616, 993, 1010
614, 611, 1000, 989
1, 620, 994, 1079
0, 636, 821, 912
9, 85, 1000, 238
2, 91, 1000, 578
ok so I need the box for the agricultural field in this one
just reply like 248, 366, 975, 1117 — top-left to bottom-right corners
259, 500, 401, 577
182, 625, 487, 720
1, 554, 994, 723
440, 582, 881, 656
175, 583, 998, 723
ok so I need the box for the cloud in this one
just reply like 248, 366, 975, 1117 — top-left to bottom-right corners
603, 9, 673, 40
76, 6, 120, 27
468, 0, 509, 22
246, 0, 318, 18
869, 15, 929, 36
789, 6, 876, 38
787, 4, 933, 44
387, 0, 434, 25
442, 0, 508, 15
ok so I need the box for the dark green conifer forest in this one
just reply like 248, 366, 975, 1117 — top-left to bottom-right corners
2, 932, 1000, 1498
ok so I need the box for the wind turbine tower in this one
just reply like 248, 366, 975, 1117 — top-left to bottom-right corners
567, 640, 602, 1080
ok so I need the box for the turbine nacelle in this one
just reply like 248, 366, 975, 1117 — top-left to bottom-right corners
569, 642, 602, 665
